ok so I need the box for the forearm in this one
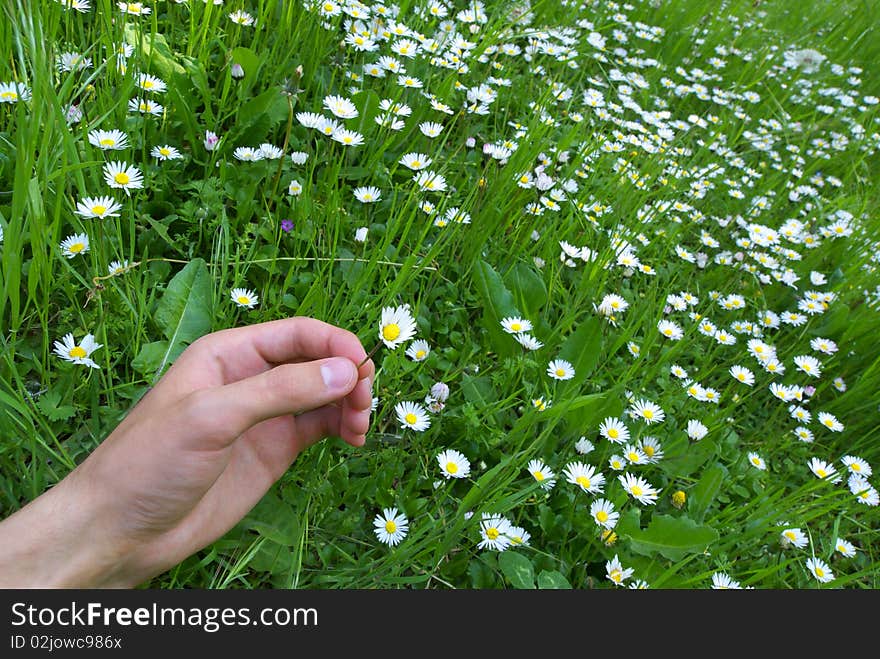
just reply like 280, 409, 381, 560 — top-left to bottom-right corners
0, 477, 134, 589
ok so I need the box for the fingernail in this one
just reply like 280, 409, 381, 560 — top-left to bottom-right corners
321, 358, 355, 390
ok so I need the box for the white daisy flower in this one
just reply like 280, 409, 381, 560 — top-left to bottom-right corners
53, 332, 102, 368
230, 287, 259, 308
437, 449, 470, 479
379, 305, 417, 348
395, 400, 430, 431
75, 196, 123, 219
373, 507, 409, 546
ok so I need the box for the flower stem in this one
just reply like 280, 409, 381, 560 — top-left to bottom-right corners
358, 341, 382, 369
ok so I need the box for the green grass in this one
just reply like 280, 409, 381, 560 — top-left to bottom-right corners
1, 0, 879, 589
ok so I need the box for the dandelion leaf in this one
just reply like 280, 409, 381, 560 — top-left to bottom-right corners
620, 513, 719, 562
689, 463, 728, 523
473, 260, 518, 358
537, 570, 571, 589
499, 551, 535, 589
504, 262, 547, 319
134, 259, 212, 380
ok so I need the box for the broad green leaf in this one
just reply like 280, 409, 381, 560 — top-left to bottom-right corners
230, 46, 261, 83
498, 551, 535, 589
472, 260, 519, 357
504, 262, 547, 319
620, 514, 719, 562
124, 26, 185, 78
557, 315, 603, 387
689, 463, 728, 523
151, 259, 213, 379
132, 340, 171, 375
461, 374, 495, 407
537, 570, 571, 589
659, 434, 716, 477
351, 89, 382, 134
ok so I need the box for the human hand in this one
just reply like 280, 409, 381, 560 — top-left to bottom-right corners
0, 317, 374, 588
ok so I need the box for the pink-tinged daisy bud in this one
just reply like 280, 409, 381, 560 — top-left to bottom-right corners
465, 137, 476, 148
230, 63, 244, 79
204, 130, 219, 151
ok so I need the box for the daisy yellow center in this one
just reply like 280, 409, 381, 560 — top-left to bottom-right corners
486, 528, 499, 540
823, 419, 834, 427
815, 567, 825, 577
803, 364, 812, 372
114, 172, 130, 185
608, 428, 619, 439
510, 322, 521, 331
159, 148, 170, 156
737, 374, 746, 381
596, 510, 609, 523
100, 138, 116, 146
415, 350, 426, 359
382, 324, 401, 342
68, 242, 85, 253
663, 329, 673, 336
404, 413, 417, 425
445, 461, 458, 474
576, 476, 591, 489
143, 80, 154, 89
644, 446, 654, 456
384, 520, 397, 534
610, 570, 622, 582
784, 532, 796, 540
1, 91, 17, 100
555, 368, 566, 377
237, 296, 250, 304
816, 468, 827, 477
323, 127, 333, 134
752, 457, 760, 465
628, 452, 639, 461
323, 2, 334, 10
612, 460, 622, 469
343, 136, 353, 144
533, 471, 544, 481
68, 346, 87, 359
631, 485, 643, 496
642, 409, 654, 419
852, 464, 861, 472
92, 205, 107, 215
412, 160, 421, 168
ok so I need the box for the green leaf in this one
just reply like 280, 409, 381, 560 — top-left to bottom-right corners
124, 26, 185, 78
557, 315, 603, 387
460, 456, 512, 513
537, 570, 571, 589
132, 340, 171, 374
504, 263, 547, 319
149, 259, 213, 380
689, 463, 728, 523
620, 514, 719, 562
472, 260, 518, 358
498, 551, 535, 589
230, 46, 261, 83
35, 390, 76, 422
351, 89, 382, 135
659, 435, 716, 477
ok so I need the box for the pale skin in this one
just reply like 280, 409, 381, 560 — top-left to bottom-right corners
0, 317, 374, 588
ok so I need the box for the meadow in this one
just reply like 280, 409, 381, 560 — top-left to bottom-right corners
1, 0, 879, 589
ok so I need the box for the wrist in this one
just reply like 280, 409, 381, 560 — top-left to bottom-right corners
0, 474, 136, 588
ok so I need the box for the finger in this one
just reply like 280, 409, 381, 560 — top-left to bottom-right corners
180, 357, 359, 448
341, 378, 372, 446
188, 317, 372, 382
293, 405, 364, 450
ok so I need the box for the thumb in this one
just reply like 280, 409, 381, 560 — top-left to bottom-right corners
188, 357, 359, 441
